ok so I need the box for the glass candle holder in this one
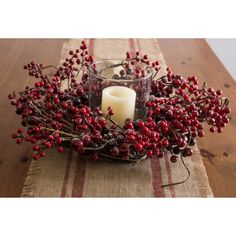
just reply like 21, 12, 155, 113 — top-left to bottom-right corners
88, 59, 153, 125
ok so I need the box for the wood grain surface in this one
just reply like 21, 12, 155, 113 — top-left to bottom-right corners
158, 39, 236, 197
0, 39, 66, 196
0, 39, 235, 197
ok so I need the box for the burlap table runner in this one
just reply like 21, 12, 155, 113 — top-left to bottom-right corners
21, 39, 213, 197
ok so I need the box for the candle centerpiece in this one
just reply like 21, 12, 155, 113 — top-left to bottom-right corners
88, 59, 153, 127
7, 40, 231, 187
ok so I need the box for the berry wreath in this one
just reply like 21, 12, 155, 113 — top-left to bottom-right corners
8, 41, 231, 185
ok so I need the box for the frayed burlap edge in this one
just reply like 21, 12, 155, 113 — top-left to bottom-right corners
191, 145, 213, 197
21, 160, 42, 197
20, 39, 73, 197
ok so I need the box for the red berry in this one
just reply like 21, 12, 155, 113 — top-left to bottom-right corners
126, 52, 131, 59
158, 151, 164, 158
222, 117, 229, 123
224, 107, 231, 114
8, 94, 14, 99
111, 147, 119, 156
16, 138, 22, 144
45, 142, 52, 148
25, 135, 31, 142
170, 155, 178, 163
34, 127, 40, 133
128, 135, 135, 142
147, 150, 153, 157
209, 127, 215, 133
108, 107, 114, 116
40, 151, 46, 157
145, 101, 152, 107
34, 82, 40, 87
183, 148, 193, 157
54, 98, 60, 104
89, 153, 99, 161
57, 146, 64, 153
134, 143, 143, 151
162, 139, 169, 148
80, 107, 87, 114
217, 127, 222, 133
57, 137, 63, 144
71, 138, 84, 152
17, 128, 23, 134
53, 132, 59, 139
62, 102, 68, 109
82, 135, 91, 145
33, 154, 39, 160
33, 145, 39, 151
31, 137, 37, 144
11, 133, 18, 139
138, 120, 145, 128
198, 130, 205, 137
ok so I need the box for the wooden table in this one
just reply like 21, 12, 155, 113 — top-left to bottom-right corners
0, 39, 235, 197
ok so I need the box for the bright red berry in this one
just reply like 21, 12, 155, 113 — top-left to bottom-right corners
34, 127, 40, 133
40, 151, 46, 157
147, 150, 153, 157
134, 143, 143, 151
17, 128, 23, 134
33, 145, 39, 151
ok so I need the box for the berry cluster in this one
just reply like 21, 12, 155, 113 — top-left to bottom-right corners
8, 41, 231, 163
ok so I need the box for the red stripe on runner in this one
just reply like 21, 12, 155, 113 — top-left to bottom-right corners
131, 38, 165, 197
60, 38, 92, 197
60, 150, 73, 197
88, 38, 95, 55
71, 157, 87, 197
71, 38, 95, 197
164, 156, 176, 197
153, 38, 176, 197
151, 158, 165, 197
128, 38, 136, 55
136, 38, 141, 52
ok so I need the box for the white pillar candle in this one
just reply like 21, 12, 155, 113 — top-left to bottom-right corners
101, 86, 136, 127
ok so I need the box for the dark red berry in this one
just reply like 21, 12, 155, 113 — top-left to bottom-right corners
209, 127, 215, 133
12, 133, 18, 139
198, 130, 205, 137
170, 155, 178, 163
57, 146, 64, 153
33, 154, 39, 160
111, 147, 119, 156
16, 138, 22, 144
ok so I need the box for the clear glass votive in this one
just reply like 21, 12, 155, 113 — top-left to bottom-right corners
88, 59, 153, 123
